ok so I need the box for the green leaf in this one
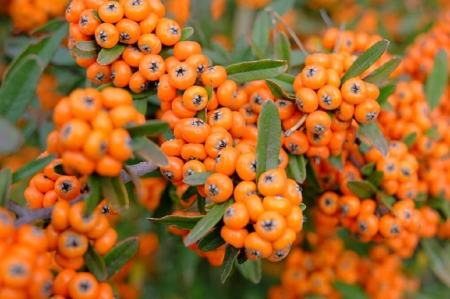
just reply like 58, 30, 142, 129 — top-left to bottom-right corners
378, 84, 396, 111
53, 163, 66, 175
84, 244, 107, 282
74, 41, 99, 52
275, 32, 291, 69
428, 197, 450, 219
346, 180, 377, 199
0, 117, 24, 154
0, 23, 68, 123
104, 237, 139, 279
0, 168, 12, 207
32, 18, 65, 34
424, 127, 441, 140
361, 162, 376, 176
221, 245, 239, 284
181, 186, 198, 201
251, 12, 270, 59
131, 87, 157, 99
367, 170, 384, 187
340, 40, 389, 84
148, 214, 203, 230
12, 154, 56, 184
126, 120, 169, 137
97, 43, 127, 65
235, 260, 262, 284
132, 136, 169, 167
71, 47, 97, 59
91, 10, 102, 22
333, 281, 370, 299
198, 226, 225, 252
378, 193, 396, 211
184, 199, 232, 246
265, 79, 295, 100
305, 160, 322, 193
363, 57, 402, 86
97, 82, 115, 91
100, 176, 129, 214
287, 154, 307, 183
425, 48, 448, 110
300, 203, 307, 211
133, 99, 147, 115
255, 100, 282, 181
268, 0, 295, 16
359, 122, 389, 157
270, 73, 295, 91
183, 172, 214, 186
291, 50, 306, 67
197, 194, 206, 213
421, 238, 450, 287
84, 175, 102, 215
402, 132, 417, 149
328, 155, 343, 171
225, 59, 288, 84
180, 27, 194, 41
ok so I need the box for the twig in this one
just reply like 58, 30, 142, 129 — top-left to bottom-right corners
8, 161, 158, 227
333, 22, 346, 53
265, 8, 309, 57
348, 154, 362, 169
319, 9, 333, 29
285, 114, 307, 137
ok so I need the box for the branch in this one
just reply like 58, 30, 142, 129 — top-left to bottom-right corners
8, 161, 158, 227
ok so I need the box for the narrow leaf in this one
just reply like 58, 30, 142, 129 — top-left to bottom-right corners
255, 100, 282, 181
346, 180, 377, 199
402, 132, 417, 149
184, 199, 232, 246
104, 237, 139, 279
0, 23, 68, 123
235, 260, 262, 284
265, 79, 295, 100
333, 281, 370, 299
133, 99, 147, 115
340, 40, 389, 84
100, 176, 129, 214
32, 18, 65, 34
300, 203, 307, 211
97, 43, 127, 65
425, 48, 448, 109
361, 162, 376, 176
328, 155, 343, 171
287, 154, 307, 183
74, 41, 99, 52
269, 73, 295, 92
378, 193, 396, 211
183, 172, 214, 186
84, 244, 107, 282
148, 214, 203, 230
377, 84, 396, 111
275, 32, 291, 69
0, 168, 12, 207
363, 57, 402, 85
0, 117, 23, 154
84, 175, 102, 215
126, 120, 169, 137
359, 122, 389, 157
428, 197, 450, 219
12, 154, 56, 183
421, 238, 450, 288
180, 27, 194, 41
70, 47, 97, 59
226, 59, 288, 84
133, 136, 169, 167
198, 226, 225, 252
367, 171, 384, 187
251, 12, 271, 59
268, 0, 295, 16
181, 186, 198, 201
221, 245, 239, 284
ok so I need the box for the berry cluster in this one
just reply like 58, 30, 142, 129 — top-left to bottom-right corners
8, 0, 69, 32
0, 208, 54, 299
269, 234, 419, 299
50, 87, 144, 177
24, 158, 85, 209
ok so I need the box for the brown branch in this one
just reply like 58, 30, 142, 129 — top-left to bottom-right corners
8, 161, 158, 227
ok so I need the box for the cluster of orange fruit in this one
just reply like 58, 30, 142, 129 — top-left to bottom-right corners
268, 233, 419, 299
8, 0, 69, 32
24, 159, 85, 209
48, 87, 144, 177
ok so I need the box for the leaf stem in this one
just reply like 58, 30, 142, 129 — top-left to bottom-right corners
333, 22, 346, 53
284, 114, 307, 137
319, 9, 333, 28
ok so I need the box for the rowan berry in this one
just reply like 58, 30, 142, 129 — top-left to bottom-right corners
204, 173, 234, 203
